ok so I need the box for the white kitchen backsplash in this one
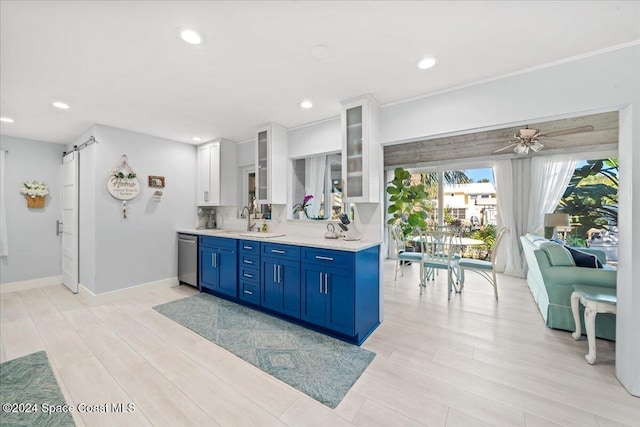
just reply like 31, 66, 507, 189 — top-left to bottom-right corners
207, 203, 382, 242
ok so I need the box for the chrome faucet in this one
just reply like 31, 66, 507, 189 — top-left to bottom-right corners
242, 206, 257, 232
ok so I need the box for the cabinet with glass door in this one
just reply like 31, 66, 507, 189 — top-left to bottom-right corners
341, 95, 380, 203
255, 123, 287, 205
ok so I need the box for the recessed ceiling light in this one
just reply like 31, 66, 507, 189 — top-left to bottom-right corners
0, 117, 15, 123
417, 57, 438, 70
311, 45, 330, 59
52, 101, 70, 110
299, 100, 313, 109
180, 29, 203, 45
192, 137, 203, 142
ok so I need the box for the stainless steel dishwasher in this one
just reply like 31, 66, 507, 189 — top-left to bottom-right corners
178, 233, 198, 288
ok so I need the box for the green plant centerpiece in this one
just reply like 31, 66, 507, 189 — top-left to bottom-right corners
386, 167, 431, 240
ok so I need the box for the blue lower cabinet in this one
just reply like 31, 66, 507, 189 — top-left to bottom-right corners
198, 235, 379, 345
238, 240, 261, 305
261, 257, 301, 318
301, 265, 355, 336
199, 237, 238, 298
301, 246, 379, 343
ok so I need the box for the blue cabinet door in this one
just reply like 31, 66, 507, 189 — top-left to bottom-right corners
199, 246, 218, 290
325, 270, 355, 335
261, 257, 300, 318
301, 265, 326, 327
216, 248, 237, 298
199, 239, 237, 297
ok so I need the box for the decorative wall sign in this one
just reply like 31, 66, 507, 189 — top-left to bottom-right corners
148, 175, 165, 188
107, 155, 140, 218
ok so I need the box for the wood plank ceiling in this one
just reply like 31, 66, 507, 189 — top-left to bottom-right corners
383, 111, 619, 168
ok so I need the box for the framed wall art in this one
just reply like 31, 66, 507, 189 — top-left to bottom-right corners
148, 176, 165, 188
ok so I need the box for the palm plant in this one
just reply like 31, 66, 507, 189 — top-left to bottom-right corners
558, 159, 618, 236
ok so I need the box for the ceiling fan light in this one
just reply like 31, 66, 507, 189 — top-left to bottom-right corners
530, 140, 544, 152
514, 144, 528, 155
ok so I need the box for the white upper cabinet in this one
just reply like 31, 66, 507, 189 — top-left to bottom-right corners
341, 95, 380, 203
197, 138, 237, 206
255, 123, 287, 205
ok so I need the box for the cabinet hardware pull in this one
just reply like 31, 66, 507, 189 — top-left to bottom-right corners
273, 264, 277, 282
244, 259, 253, 264
271, 249, 285, 254
243, 273, 253, 278
244, 290, 253, 295
211, 253, 216, 268
277, 265, 282, 283
204, 190, 209, 201
315, 255, 334, 261
319, 272, 323, 293
243, 245, 253, 250
324, 273, 329, 294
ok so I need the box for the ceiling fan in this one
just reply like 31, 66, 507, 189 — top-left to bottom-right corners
494, 125, 595, 155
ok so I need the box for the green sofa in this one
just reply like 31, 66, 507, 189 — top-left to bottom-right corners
520, 233, 617, 341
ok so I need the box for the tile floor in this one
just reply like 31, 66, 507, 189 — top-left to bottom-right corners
1, 261, 638, 426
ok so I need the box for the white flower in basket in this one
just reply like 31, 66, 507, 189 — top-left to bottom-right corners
20, 180, 49, 198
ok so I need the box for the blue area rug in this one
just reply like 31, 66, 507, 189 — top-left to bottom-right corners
0, 351, 74, 427
153, 293, 375, 408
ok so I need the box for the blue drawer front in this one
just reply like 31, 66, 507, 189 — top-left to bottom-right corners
239, 281, 260, 305
301, 247, 354, 270
199, 236, 237, 250
239, 253, 259, 268
239, 240, 260, 254
262, 243, 300, 261
239, 265, 259, 282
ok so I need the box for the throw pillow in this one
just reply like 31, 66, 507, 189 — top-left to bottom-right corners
564, 246, 603, 268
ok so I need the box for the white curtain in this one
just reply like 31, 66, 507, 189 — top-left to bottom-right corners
0, 150, 8, 257
305, 155, 326, 218
493, 160, 523, 276
527, 154, 578, 234
494, 154, 578, 278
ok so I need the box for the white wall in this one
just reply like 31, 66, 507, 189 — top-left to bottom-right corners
379, 45, 640, 396
78, 125, 197, 294
288, 118, 340, 159
0, 136, 65, 284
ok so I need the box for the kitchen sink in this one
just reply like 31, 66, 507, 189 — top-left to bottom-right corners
238, 232, 286, 238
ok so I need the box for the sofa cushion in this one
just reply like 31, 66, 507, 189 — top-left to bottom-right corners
564, 246, 603, 268
537, 241, 575, 266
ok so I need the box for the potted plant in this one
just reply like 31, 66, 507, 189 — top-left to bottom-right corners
386, 167, 430, 240
20, 180, 49, 208
292, 194, 313, 219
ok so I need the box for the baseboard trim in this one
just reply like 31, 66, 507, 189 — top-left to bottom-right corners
78, 277, 179, 305
0, 276, 62, 294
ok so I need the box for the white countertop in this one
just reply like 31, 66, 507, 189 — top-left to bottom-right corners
177, 229, 381, 252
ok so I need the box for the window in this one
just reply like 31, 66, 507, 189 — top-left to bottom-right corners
557, 158, 618, 261
292, 153, 345, 220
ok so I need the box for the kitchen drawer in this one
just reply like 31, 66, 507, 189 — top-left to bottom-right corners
239, 265, 259, 282
301, 247, 354, 270
239, 253, 259, 268
262, 243, 300, 261
239, 240, 260, 254
199, 236, 237, 250
239, 281, 260, 305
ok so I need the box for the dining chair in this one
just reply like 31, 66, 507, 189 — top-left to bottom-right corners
390, 224, 422, 280
416, 229, 457, 299
458, 227, 510, 300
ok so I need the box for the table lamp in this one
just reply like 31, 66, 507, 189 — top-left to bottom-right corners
544, 213, 570, 240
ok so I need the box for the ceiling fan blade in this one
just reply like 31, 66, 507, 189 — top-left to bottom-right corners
494, 143, 517, 153
540, 125, 594, 138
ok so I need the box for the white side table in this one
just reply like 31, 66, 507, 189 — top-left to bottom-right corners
570, 285, 617, 364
